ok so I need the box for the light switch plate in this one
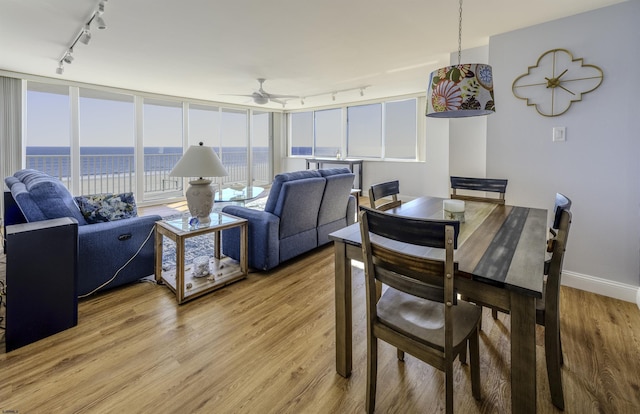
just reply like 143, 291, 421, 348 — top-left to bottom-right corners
553, 127, 566, 142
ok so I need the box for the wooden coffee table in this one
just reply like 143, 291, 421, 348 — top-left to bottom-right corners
155, 211, 248, 304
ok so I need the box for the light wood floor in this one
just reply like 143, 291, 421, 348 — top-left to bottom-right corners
1, 236, 640, 412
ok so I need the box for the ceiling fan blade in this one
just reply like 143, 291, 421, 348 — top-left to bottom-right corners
220, 93, 256, 98
269, 97, 287, 106
222, 79, 295, 105
266, 93, 298, 99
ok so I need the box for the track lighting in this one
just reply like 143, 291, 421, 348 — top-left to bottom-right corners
55, 1, 108, 75
285, 85, 370, 105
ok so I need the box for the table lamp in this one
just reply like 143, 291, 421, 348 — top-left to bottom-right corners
169, 142, 228, 224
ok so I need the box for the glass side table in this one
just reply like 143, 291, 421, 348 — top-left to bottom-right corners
214, 186, 265, 207
155, 211, 248, 304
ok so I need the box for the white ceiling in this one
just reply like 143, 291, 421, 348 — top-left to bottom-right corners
0, 0, 627, 110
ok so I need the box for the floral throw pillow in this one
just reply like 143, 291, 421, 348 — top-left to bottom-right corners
74, 192, 138, 224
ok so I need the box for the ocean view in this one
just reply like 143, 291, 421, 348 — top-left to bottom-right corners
26, 146, 268, 177
25, 146, 272, 195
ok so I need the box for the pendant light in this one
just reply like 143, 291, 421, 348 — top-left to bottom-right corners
426, 0, 495, 118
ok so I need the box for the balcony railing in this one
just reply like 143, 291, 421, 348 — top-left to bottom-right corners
25, 148, 270, 198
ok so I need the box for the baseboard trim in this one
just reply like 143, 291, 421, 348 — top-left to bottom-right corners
563, 270, 640, 307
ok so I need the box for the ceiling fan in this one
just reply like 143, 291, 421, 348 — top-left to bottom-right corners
231, 78, 297, 105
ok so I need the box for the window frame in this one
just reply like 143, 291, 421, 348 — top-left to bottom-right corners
287, 95, 422, 162
21, 78, 277, 205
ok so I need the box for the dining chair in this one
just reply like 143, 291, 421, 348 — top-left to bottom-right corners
450, 176, 508, 204
484, 193, 572, 410
368, 180, 401, 211
359, 207, 481, 414
537, 193, 572, 410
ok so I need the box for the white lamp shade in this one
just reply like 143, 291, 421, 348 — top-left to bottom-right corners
426, 63, 495, 118
169, 143, 228, 178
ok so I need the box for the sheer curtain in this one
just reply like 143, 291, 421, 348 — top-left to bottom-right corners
0, 76, 23, 223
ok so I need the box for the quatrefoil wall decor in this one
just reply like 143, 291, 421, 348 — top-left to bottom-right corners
512, 49, 604, 117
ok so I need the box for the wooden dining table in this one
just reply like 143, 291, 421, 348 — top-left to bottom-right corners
329, 196, 547, 414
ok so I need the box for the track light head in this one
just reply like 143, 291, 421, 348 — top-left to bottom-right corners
63, 50, 74, 64
95, 15, 107, 30
79, 26, 92, 45
56, 63, 64, 75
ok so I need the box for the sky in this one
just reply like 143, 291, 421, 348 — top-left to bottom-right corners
26, 87, 268, 149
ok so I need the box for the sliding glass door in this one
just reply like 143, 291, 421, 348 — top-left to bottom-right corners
220, 108, 248, 188
142, 99, 184, 201
79, 89, 135, 195
251, 110, 271, 186
25, 82, 71, 188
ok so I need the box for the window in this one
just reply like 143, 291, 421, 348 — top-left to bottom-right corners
314, 108, 342, 157
22, 80, 273, 205
220, 108, 248, 187
189, 104, 220, 148
251, 111, 271, 185
384, 99, 417, 159
188, 103, 221, 192
347, 104, 382, 158
290, 112, 313, 156
143, 99, 183, 200
79, 89, 135, 194
25, 82, 71, 188
288, 98, 418, 160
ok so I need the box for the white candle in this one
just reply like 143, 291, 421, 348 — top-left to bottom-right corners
443, 199, 465, 213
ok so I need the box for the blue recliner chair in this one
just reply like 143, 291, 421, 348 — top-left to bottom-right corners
4, 169, 161, 296
221, 168, 356, 270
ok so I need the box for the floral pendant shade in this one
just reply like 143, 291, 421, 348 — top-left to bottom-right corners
426, 63, 496, 118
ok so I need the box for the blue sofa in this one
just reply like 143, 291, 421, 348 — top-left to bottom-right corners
221, 168, 356, 270
4, 169, 161, 296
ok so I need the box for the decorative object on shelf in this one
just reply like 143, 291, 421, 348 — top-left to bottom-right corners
426, 0, 495, 118
192, 256, 211, 278
169, 142, 228, 224
443, 199, 465, 222
512, 48, 604, 117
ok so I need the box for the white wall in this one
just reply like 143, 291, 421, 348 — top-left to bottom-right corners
488, 1, 640, 299
449, 46, 488, 178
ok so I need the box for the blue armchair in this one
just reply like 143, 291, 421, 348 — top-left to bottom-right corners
222, 168, 356, 270
4, 169, 161, 296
